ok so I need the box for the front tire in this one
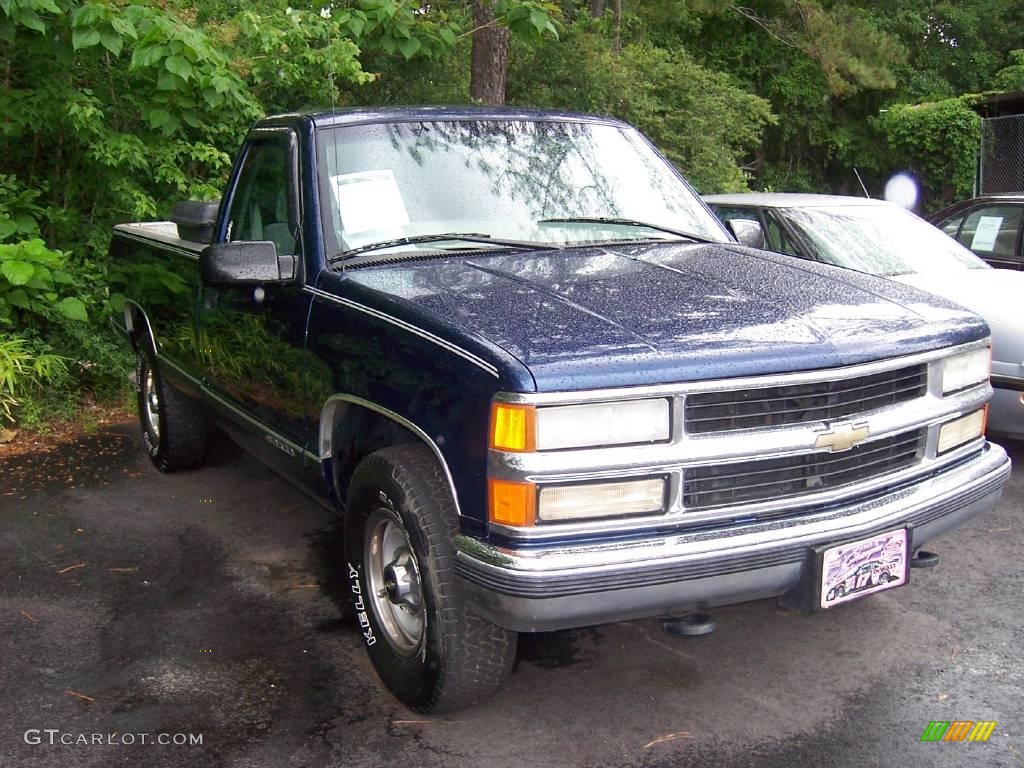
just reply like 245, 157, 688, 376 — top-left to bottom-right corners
344, 444, 516, 713
136, 339, 207, 472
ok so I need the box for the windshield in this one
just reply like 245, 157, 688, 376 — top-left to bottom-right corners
782, 204, 990, 276
315, 119, 729, 259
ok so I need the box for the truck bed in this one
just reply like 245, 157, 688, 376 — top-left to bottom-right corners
113, 221, 204, 255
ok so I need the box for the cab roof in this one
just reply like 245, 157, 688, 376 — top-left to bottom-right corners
703, 192, 890, 209
256, 106, 629, 131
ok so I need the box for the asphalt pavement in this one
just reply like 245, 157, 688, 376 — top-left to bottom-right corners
1, 423, 1021, 767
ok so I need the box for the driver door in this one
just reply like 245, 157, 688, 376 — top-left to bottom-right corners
197, 131, 317, 471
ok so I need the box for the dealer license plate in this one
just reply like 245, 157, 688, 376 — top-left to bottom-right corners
820, 529, 908, 609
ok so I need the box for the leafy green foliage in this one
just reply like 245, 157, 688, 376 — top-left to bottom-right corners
676, 2, 900, 193
871, 1, 1024, 101
0, 239, 87, 325
994, 50, 1024, 91
674, 0, 1023, 199
509, 19, 773, 191
0, 334, 69, 422
874, 98, 980, 211
1, 0, 1023, 428
687, 1, 905, 97
48, 319, 133, 402
0, 174, 44, 242
496, 0, 561, 40
0, 0, 477, 425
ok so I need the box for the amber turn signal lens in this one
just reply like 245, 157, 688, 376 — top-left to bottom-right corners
490, 403, 536, 452
488, 479, 536, 527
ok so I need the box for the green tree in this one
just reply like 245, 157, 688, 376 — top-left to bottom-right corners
994, 50, 1024, 91
671, 1, 908, 192
874, 98, 980, 211
0, 0, 464, 424
509, 15, 773, 191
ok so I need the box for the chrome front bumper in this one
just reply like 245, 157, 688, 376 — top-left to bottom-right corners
455, 442, 1011, 632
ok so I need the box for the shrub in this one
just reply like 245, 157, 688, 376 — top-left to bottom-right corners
0, 335, 69, 423
0, 239, 88, 327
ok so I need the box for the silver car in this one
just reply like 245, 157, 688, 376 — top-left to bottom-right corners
704, 193, 1024, 440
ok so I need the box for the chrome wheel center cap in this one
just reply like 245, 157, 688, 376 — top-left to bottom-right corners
382, 550, 420, 609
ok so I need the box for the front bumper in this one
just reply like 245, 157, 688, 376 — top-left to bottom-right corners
455, 442, 1011, 632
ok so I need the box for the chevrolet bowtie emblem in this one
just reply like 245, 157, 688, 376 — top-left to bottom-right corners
814, 422, 870, 453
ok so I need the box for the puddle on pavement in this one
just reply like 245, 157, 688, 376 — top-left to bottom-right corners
516, 627, 602, 669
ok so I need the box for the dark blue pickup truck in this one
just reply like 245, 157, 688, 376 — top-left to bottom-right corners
110, 107, 1011, 712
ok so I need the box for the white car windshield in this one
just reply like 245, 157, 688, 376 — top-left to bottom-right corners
316, 119, 730, 259
783, 204, 990, 276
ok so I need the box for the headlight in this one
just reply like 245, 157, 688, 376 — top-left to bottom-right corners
538, 478, 667, 522
490, 399, 671, 452
937, 408, 987, 453
488, 476, 667, 527
941, 348, 990, 394
536, 399, 670, 449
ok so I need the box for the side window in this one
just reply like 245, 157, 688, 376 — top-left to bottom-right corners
762, 211, 801, 258
956, 205, 1022, 259
712, 206, 756, 226
225, 140, 297, 256
712, 205, 766, 241
937, 212, 965, 237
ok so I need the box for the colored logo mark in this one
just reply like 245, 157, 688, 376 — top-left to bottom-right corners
920, 721, 997, 742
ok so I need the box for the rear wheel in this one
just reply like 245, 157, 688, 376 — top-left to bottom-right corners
344, 444, 516, 713
136, 339, 207, 472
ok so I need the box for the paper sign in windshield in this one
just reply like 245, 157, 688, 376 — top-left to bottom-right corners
970, 216, 1003, 252
331, 170, 410, 236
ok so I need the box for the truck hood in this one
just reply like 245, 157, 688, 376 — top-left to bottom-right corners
343, 242, 988, 391
888, 269, 1024, 366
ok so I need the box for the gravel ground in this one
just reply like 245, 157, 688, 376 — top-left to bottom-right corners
1, 424, 1021, 767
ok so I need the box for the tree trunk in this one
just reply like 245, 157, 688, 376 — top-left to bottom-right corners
470, 1, 510, 105
590, 0, 606, 19
613, 0, 622, 52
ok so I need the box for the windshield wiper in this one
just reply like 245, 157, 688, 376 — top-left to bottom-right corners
538, 217, 718, 244
328, 232, 559, 264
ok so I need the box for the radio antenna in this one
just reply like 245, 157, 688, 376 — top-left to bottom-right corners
853, 167, 870, 198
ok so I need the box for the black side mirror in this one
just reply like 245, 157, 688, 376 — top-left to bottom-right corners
200, 241, 296, 286
726, 219, 765, 249
171, 200, 220, 243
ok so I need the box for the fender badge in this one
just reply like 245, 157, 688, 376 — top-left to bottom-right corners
266, 433, 298, 457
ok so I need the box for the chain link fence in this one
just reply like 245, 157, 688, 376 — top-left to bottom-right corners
978, 114, 1024, 194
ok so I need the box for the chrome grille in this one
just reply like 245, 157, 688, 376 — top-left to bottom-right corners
684, 364, 927, 434
682, 429, 925, 511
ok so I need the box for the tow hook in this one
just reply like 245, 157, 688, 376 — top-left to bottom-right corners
661, 612, 717, 637
910, 549, 940, 569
